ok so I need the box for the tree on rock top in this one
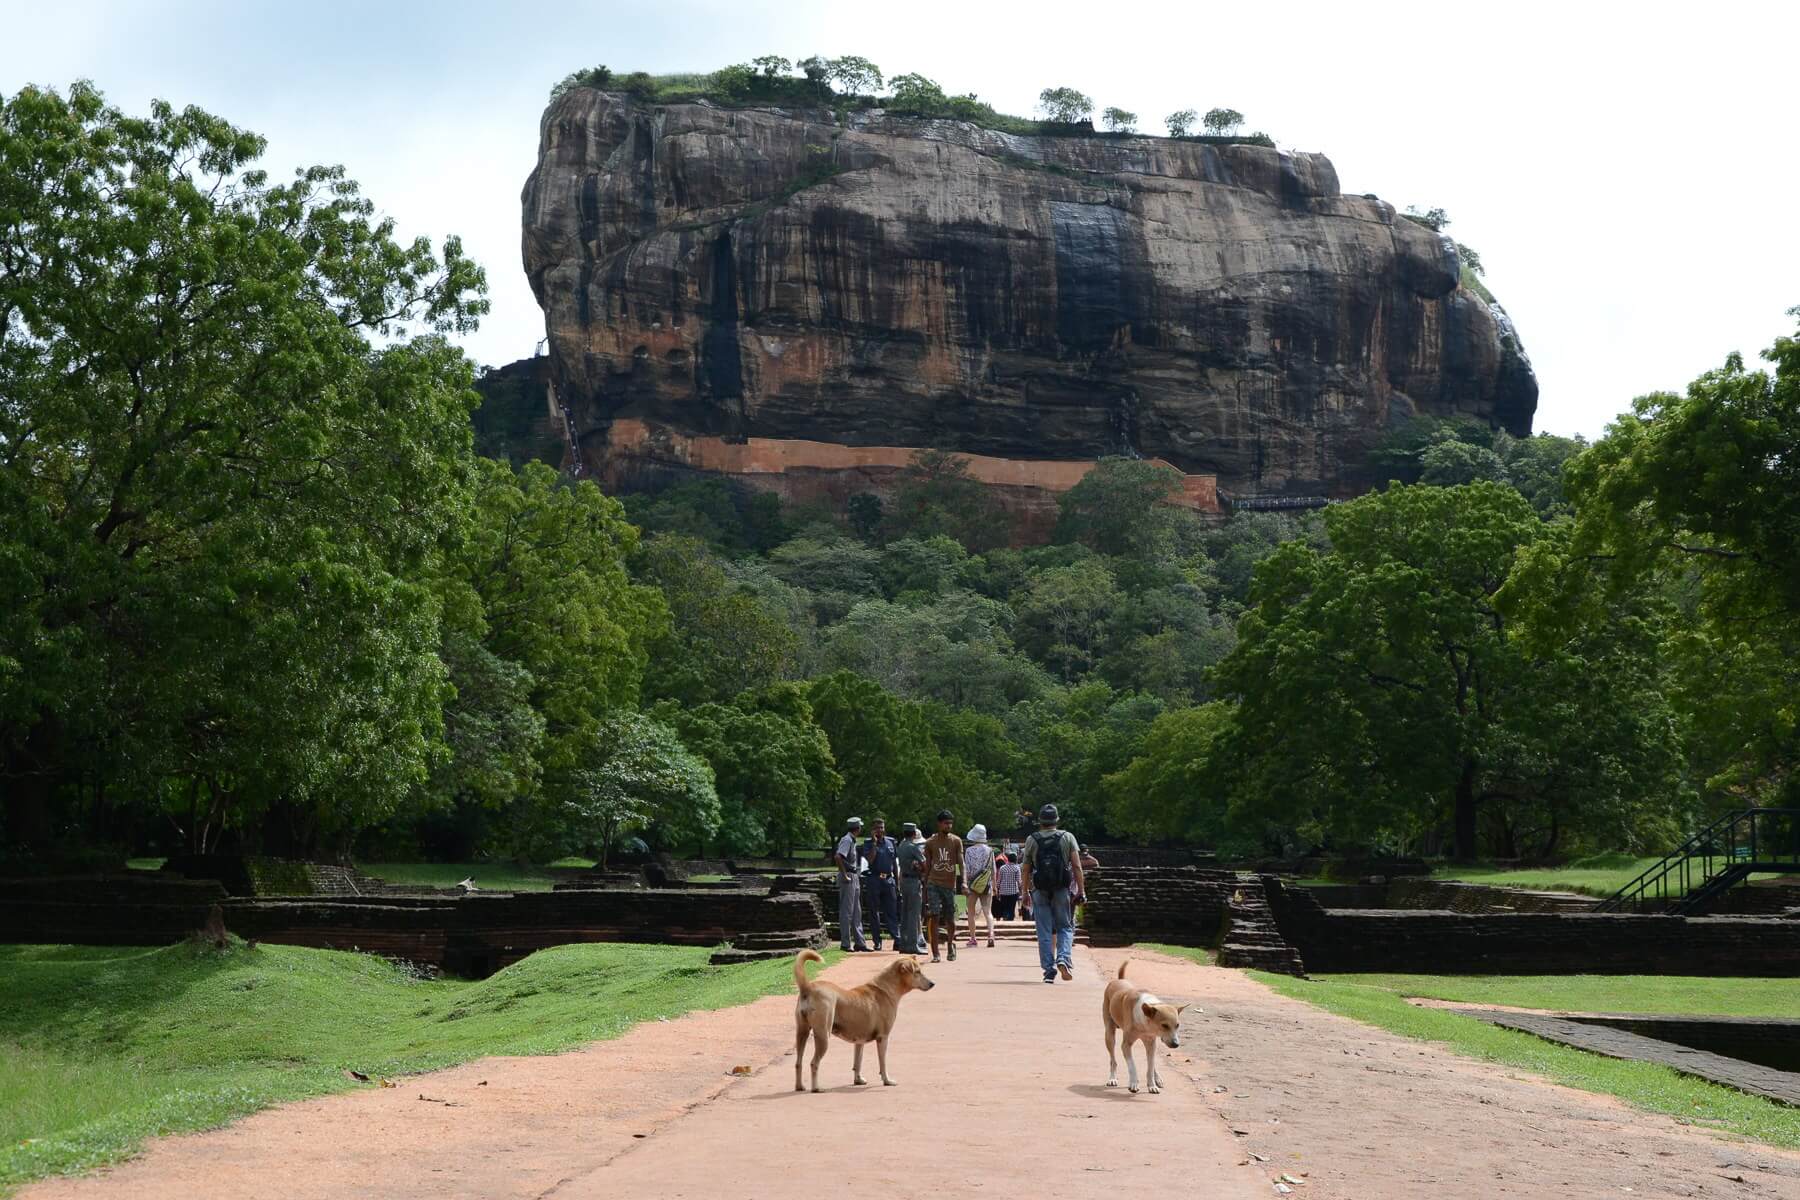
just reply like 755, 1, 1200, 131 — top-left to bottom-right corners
1037, 86, 1093, 124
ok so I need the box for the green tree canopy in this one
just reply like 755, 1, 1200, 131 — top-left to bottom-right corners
1037, 87, 1094, 124
0, 83, 485, 854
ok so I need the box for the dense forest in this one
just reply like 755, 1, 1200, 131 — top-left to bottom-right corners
3, 85, 1795, 872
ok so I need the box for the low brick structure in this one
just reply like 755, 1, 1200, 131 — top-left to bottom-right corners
1, 873, 827, 977
1266, 880, 1800, 976
1081, 867, 1237, 948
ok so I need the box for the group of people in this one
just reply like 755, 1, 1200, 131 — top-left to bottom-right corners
833, 803, 1091, 983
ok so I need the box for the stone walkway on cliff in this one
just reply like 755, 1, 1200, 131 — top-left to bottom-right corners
23, 943, 1800, 1200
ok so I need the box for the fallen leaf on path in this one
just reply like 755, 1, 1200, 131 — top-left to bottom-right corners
1232, 1128, 1251, 1136
730, 1064, 752, 1075
379, 1079, 397, 1088
417, 1094, 462, 1107
632, 1133, 647, 1139
1280, 1174, 1305, 1185
477, 1080, 488, 1086
345, 1070, 370, 1083
1248, 1152, 1269, 1162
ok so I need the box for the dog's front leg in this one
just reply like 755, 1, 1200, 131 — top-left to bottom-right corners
1145, 1038, 1161, 1094
1123, 1038, 1139, 1093
852, 1040, 867, 1085
877, 1034, 894, 1086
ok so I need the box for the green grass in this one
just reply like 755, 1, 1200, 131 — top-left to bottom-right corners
0, 940, 838, 1192
1253, 971, 1800, 1150
1328, 973, 1798, 1017
1431, 853, 1665, 896
1133, 943, 1215, 966
357, 862, 565, 892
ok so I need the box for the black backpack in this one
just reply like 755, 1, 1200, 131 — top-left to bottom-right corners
1030, 830, 1068, 892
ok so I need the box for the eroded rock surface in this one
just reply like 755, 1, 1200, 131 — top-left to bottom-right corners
522, 90, 1536, 501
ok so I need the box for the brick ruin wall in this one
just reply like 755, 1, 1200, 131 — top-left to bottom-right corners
0, 873, 826, 977
597, 418, 1221, 544
1265, 880, 1800, 976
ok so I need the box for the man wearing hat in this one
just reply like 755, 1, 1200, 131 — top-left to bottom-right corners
922, 809, 964, 962
861, 817, 900, 951
1019, 803, 1085, 982
895, 822, 925, 954
834, 816, 871, 952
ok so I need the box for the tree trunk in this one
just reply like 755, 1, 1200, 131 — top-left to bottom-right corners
1453, 757, 1479, 861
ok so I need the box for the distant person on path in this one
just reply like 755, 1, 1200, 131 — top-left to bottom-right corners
834, 817, 871, 952
1020, 803, 1084, 983
993, 852, 1022, 921
922, 810, 964, 962
963, 825, 996, 948
861, 818, 900, 951
896, 822, 926, 953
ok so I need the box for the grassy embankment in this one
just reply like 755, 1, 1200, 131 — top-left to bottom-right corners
1255, 970, 1800, 1150
0, 940, 840, 1193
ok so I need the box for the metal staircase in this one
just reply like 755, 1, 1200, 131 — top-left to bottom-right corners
1595, 808, 1800, 914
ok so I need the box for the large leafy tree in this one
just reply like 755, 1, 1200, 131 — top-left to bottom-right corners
634, 535, 799, 705
659, 684, 838, 855
806, 671, 944, 825
1217, 483, 1681, 859
0, 83, 485, 853
1560, 317, 1800, 805
430, 459, 666, 855
543, 711, 717, 866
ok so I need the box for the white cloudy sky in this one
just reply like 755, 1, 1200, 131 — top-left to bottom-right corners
5, 0, 1795, 438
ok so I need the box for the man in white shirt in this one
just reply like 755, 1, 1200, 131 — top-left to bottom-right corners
834, 817, 871, 952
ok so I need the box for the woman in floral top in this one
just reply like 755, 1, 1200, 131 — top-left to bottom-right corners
962, 825, 996, 948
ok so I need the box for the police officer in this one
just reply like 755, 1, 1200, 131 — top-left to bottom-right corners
861, 818, 900, 951
896, 822, 925, 954
834, 817, 870, 952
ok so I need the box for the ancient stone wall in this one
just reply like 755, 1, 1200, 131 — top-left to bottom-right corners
0, 876, 827, 977
1385, 878, 1602, 914
1266, 880, 1800, 976
1081, 866, 1238, 947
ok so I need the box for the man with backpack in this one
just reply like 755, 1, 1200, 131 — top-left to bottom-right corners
1019, 803, 1085, 983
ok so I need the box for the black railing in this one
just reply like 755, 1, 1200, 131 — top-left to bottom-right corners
1596, 808, 1800, 914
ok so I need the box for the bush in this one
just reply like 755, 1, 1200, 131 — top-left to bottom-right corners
549, 64, 612, 101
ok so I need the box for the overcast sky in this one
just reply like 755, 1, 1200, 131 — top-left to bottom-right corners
6, 0, 1795, 438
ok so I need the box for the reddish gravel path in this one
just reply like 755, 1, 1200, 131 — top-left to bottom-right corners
22, 943, 1800, 1200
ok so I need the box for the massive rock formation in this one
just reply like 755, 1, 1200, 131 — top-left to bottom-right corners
521, 89, 1535, 520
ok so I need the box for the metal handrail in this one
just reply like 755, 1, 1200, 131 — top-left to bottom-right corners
1596, 808, 1800, 913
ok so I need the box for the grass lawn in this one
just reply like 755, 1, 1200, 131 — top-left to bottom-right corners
356, 861, 575, 892
1430, 853, 1662, 896
0, 940, 838, 1193
1253, 971, 1800, 1151
1329, 973, 1798, 1017
1133, 942, 1216, 967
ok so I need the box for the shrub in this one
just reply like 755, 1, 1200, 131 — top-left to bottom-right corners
1165, 108, 1196, 137
549, 64, 612, 101
1201, 106, 1244, 136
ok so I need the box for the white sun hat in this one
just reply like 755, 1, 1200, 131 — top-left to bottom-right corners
967, 824, 988, 843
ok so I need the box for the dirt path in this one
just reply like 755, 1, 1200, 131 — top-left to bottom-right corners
23, 942, 1800, 1200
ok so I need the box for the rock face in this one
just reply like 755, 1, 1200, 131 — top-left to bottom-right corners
521, 90, 1536, 510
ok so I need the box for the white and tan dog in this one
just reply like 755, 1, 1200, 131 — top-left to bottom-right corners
1103, 960, 1196, 1094
793, 948, 935, 1093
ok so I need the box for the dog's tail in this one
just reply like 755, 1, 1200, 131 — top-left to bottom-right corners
1117, 959, 1130, 980
794, 948, 823, 993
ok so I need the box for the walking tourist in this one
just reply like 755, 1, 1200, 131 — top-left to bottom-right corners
896, 822, 925, 953
963, 824, 995, 948
834, 816, 870, 952
922, 810, 963, 962
993, 852, 1021, 921
861, 818, 900, 951
1020, 803, 1084, 982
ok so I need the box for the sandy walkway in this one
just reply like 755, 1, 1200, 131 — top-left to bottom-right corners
22, 942, 1800, 1199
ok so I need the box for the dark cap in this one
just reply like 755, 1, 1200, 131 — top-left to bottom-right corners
1038, 803, 1059, 823
935, 808, 953, 822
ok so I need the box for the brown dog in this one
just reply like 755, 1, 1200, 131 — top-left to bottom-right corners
792, 948, 934, 1093
1103, 960, 1195, 1094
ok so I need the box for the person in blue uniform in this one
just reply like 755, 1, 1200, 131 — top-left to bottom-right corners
861, 817, 900, 951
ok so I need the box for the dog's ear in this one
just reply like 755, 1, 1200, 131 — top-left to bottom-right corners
1176, 1003, 1192, 1014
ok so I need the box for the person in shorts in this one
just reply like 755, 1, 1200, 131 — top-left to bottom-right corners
922, 809, 963, 962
